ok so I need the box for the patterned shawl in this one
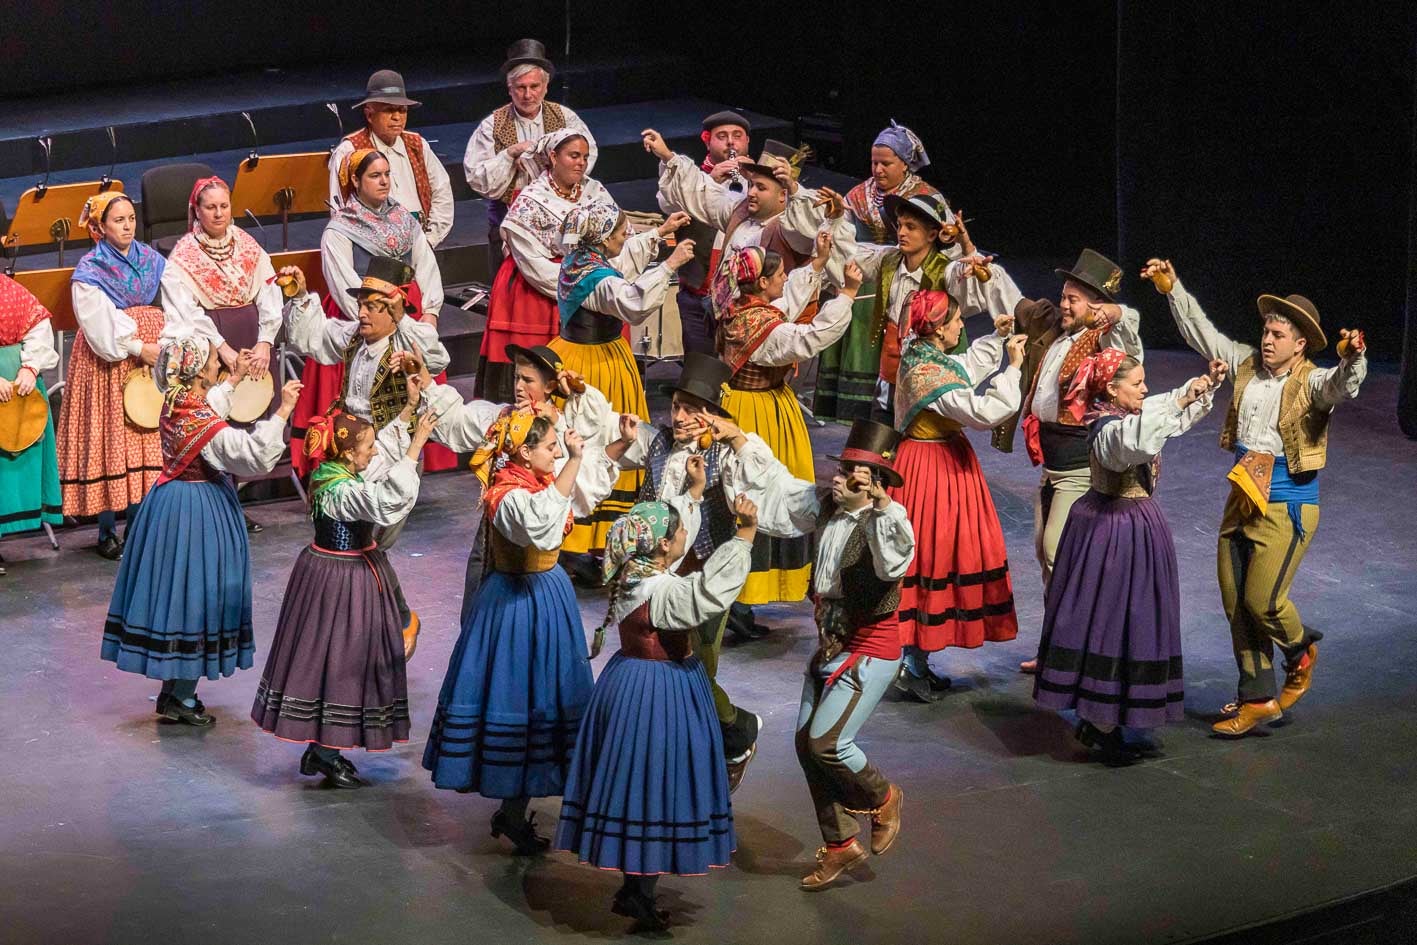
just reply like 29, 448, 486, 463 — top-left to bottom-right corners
482, 460, 572, 535
717, 298, 787, 373
309, 460, 361, 517
894, 338, 971, 430
0, 275, 51, 347
327, 196, 420, 259
155, 389, 227, 484
845, 175, 937, 244
556, 245, 619, 328
71, 238, 165, 309
167, 226, 266, 308
504, 172, 617, 256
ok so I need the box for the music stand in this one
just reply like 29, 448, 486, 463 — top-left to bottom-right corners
1, 181, 124, 266
230, 152, 330, 251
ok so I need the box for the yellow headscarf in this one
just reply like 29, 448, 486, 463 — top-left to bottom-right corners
78, 192, 133, 239
467, 409, 539, 487
337, 148, 382, 200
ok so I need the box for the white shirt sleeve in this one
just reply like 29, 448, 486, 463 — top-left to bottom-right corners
502, 219, 562, 297
392, 314, 450, 375
778, 188, 829, 255
422, 138, 455, 249
776, 265, 823, 322
928, 365, 1022, 428
71, 282, 145, 362
944, 258, 1025, 320
720, 435, 821, 538
957, 333, 1005, 384
1092, 386, 1214, 471
616, 422, 657, 470
864, 501, 916, 581
493, 486, 575, 552
199, 414, 287, 478
408, 229, 445, 319
1101, 303, 1145, 362
583, 267, 672, 326
360, 415, 413, 483
840, 233, 893, 283
159, 267, 224, 349
320, 228, 362, 320
648, 537, 754, 631
608, 228, 662, 280
423, 382, 503, 451
250, 252, 281, 344
317, 458, 421, 527
1310, 355, 1367, 411
463, 115, 514, 197
656, 155, 733, 230
751, 288, 853, 365
562, 383, 618, 450
1166, 279, 1251, 373
284, 291, 355, 365
19, 318, 60, 372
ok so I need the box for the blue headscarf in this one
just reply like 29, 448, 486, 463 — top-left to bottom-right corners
873, 120, 930, 172
72, 237, 165, 309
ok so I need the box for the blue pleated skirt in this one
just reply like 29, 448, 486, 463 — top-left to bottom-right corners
100, 476, 254, 681
422, 568, 593, 798
555, 653, 735, 876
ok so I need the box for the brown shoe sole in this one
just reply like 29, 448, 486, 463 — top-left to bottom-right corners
800, 848, 870, 891
1211, 708, 1283, 738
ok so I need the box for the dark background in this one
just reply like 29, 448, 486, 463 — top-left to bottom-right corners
3, 1, 1414, 414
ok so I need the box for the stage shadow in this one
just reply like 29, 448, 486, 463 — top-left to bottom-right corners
967, 697, 1083, 762
730, 812, 814, 878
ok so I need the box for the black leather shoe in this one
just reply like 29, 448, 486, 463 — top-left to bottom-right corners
611, 889, 670, 931
894, 668, 943, 703
490, 809, 551, 855
160, 698, 215, 727
1075, 721, 1140, 767
245, 515, 263, 534
96, 535, 124, 560
156, 692, 206, 717
300, 745, 361, 788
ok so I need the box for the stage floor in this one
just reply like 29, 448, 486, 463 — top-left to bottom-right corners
3, 348, 1415, 945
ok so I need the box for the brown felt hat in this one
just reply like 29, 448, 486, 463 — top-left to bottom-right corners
1257, 294, 1327, 353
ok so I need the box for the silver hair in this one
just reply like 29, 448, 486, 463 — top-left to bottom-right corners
506, 64, 550, 86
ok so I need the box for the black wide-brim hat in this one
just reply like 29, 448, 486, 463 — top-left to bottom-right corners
347, 255, 415, 303
501, 38, 555, 77
883, 193, 948, 233
670, 352, 735, 419
1257, 293, 1327, 353
1055, 248, 1123, 303
504, 343, 564, 381
354, 69, 421, 109
826, 419, 904, 488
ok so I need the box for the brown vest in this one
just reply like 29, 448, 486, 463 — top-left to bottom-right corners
1220, 354, 1330, 473
490, 102, 567, 202
722, 204, 808, 273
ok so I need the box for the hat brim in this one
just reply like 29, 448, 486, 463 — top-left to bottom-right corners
354, 95, 421, 109
824, 454, 904, 489
1257, 295, 1327, 353
346, 286, 407, 303
738, 162, 788, 182
500, 57, 555, 77
669, 386, 734, 419
883, 194, 944, 232
1054, 268, 1117, 304
504, 343, 560, 380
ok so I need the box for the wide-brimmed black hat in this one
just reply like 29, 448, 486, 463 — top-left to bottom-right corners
669, 352, 734, 419
354, 70, 421, 109
504, 343, 563, 381
1257, 293, 1327, 353
501, 38, 555, 77
347, 256, 415, 305
1055, 248, 1123, 303
738, 139, 812, 182
826, 419, 904, 488
883, 193, 949, 233
702, 110, 751, 133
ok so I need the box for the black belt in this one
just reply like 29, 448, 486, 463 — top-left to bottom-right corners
1039, 421, 1090, 471
561, 307, 622, 345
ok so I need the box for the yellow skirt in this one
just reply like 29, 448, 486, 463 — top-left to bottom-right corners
548, 335, 648, 554
719, 383, 814, 605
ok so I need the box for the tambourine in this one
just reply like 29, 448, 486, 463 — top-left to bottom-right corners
0, 388, 50, 454
218, 370, 276, 424
122, 367, 164, 430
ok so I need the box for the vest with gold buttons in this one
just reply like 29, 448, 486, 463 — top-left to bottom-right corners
1219, 354, 1330, 473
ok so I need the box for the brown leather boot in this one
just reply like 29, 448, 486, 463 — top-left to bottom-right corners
1277, 644, 1318, 711
1211, 699, 1282, 737
869, 785, 903, 855
799, 838, 869, 891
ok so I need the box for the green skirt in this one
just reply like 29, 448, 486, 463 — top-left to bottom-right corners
813, 285, 882, 423
0, 343, 62, 536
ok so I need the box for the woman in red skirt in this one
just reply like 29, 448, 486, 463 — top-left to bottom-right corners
889, 290, 1027, 701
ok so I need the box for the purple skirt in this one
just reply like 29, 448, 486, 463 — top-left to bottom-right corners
1033, 491, 1184, 729
250, 545, 410, 750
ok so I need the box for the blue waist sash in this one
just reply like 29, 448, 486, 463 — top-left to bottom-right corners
1236, 445, 1318, 538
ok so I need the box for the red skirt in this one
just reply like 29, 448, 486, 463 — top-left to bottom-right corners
889, 435, 1018, 651
290, 291, 457, 476
480, 256, 559, 364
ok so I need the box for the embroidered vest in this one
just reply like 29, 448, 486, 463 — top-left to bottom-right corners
491, 102, 567, 202
817, 500, 902, 627
875, 250, 951, 385
345, 129, 434, 229
337, 334, 410, 431
1220, 354, 1330, 473
639, 428, 735, 562
487, 523, 560, 573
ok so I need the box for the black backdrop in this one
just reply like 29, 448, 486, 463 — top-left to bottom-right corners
5, 1, 1415, 426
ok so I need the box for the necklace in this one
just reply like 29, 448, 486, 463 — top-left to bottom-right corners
548, 175, 582, 202
196, 230, 235, 262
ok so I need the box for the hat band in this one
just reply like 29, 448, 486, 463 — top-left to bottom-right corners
358, 277, 404, 299
838, 447, 893, 469
371, 86, 406, 95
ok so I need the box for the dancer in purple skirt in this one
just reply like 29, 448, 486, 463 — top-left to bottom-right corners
1033, 348, 1227, 764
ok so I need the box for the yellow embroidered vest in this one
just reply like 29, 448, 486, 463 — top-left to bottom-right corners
1219, 354, 1330, 473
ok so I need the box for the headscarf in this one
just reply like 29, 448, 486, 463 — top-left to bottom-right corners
532, 128, 594, 168
0, 274, 52, 347
187, 175, 230, 227
154, 328, 211, 403
601, 501, 675, 586
467, 409, 539, 487
559, 203, 621, 250
71, 233, 165, 309
1061, 347, 1131, 424
303, 409, 369, 466
874, 120, 930, 172
556, 204, 623, 328
710, 246, 765, 320
77, 192, 133, 237
907, 289, 955, 338
337, 148, 382, 200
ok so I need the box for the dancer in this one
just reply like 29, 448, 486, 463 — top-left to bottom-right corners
614, 352, 780, 787
58, 192, 166, 559
1146, 259, 1368, 736
252, 391, 439, 787
0, 274, 62, 551
1033, 349, 1225, 763
422, 410, 625, 854
709, 242, 859, 608
1008, 250, 1144, 674
555, 495, 757, 931
328, 69, 454, 247
101, 331, 300, 725
890, 291, 1026, 701
733, 419, 915, 891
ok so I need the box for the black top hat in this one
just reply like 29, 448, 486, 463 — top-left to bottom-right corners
738, 139, 812, 182
883, 193, 949, 233
501, 38, 555, 77
347, 256, 416, 304
354, 70, 421, 109
670, 352, 735, 419
1257, 293, 1327, 353
504, 343, 563, 381
826, 419, 904, 488
702, 110, 752, 134
1055, 248, 1123, 303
